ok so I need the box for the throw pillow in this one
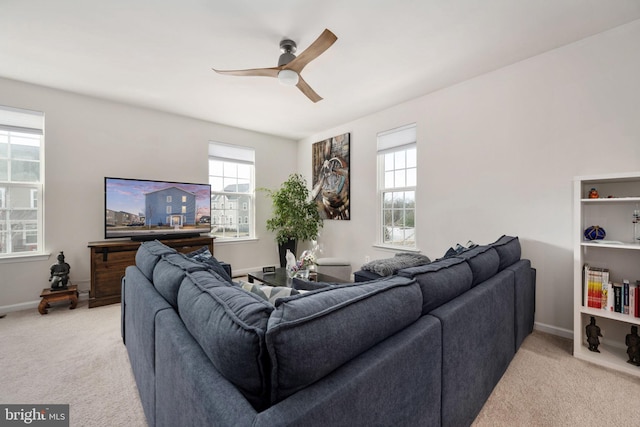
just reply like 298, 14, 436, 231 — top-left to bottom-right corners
360, 252, 431, 276
441, 240, 478, 259
239, 281, 300, 304
186, 246, 233, 284
186, 245, 211, 262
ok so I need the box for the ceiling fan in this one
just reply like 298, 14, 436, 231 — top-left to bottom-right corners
212, 29, 337, 103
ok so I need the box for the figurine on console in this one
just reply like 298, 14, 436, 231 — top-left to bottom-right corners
626, 325, 640, 366
585, 316, 602, 352
49, 251, 71, 290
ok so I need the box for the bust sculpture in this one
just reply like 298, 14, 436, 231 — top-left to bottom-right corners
585, 316, 602, 353
626, 325, 640, 366
49, 251, 70, 290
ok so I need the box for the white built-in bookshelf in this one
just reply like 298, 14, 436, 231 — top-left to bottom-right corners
573, 172, 640, 377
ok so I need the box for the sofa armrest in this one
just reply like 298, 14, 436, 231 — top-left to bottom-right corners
122, 265, 173, 427
155, 308, 257, 427
255, 315, 442, 427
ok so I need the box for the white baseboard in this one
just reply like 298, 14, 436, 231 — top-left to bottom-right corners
534, 321, 573, 340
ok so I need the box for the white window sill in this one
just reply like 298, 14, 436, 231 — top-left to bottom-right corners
0, 252, 51, 264
214, 237, 259, 245
372, 244, 422, 254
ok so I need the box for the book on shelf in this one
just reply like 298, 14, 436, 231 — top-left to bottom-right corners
583, 265, 609, 310
614, 284, 622, 313
636, 280, 640, 318
601, 281, 610, 311
607, 281, 615, 312
624, 280, 630, 315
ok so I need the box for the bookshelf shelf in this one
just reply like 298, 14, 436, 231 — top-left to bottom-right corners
581, 241, 640, 250
581, 197, 640, 203
579, 306, 640, 326
573, 172, 640, 378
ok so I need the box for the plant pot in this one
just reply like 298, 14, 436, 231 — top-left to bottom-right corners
278, 239, 297, 268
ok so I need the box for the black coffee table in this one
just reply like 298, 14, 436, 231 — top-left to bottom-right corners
247, 267, 345, 287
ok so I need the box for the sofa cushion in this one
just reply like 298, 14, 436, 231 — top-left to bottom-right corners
178, 270, 274, 411
454, 245, 500, 287
152, 253, 209, 308
398, 257, 473, 315
135, 240, 176, 280
265, 275, 422, 403
491, 235, 522, 271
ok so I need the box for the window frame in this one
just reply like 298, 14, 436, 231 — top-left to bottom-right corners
0, 105, 45, 258
376, 124, 418, 250
208, 141, 256, 241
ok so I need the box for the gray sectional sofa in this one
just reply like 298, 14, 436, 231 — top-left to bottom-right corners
121, 235, 535, 427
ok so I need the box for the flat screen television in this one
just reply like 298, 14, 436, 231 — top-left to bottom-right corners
104, 177, 212, 241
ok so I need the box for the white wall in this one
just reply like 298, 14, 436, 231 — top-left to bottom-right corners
3, 21, 640, 336
299, 20, 640, 337
0, 78, 296, 310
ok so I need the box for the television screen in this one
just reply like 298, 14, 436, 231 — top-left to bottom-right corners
104, 177, 211, 240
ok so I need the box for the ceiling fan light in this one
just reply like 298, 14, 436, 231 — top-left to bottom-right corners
278, 69, 299, 86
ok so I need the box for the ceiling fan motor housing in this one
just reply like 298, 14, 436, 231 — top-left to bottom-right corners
278, 39, 297, 66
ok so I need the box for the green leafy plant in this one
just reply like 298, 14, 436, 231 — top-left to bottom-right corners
263, 173, 323, 245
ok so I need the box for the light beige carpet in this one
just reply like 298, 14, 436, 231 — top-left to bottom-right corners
472, 330, 640, 426
1, 300, 639, 426
0, 301, 146, 427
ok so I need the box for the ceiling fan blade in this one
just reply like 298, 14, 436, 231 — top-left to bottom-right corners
212, 67, 281, 78
296, 75, 322, 103
285, 29, 337, 73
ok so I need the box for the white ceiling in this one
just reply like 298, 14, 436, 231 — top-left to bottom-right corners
2, 1, 640, 140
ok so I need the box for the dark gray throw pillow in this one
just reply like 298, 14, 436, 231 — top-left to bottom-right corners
186, 246, 233, 284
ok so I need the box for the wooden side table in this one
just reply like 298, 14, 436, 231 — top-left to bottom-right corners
38, 285, 78, 315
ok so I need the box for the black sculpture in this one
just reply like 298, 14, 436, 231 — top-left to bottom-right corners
49, 251, 70, 290
626, 325, 640, 366
585, 316, 602, 353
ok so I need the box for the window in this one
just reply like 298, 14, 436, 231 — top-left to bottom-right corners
209, 142, 255, 240
0, 105, 44, 257
377, 124, 417, 248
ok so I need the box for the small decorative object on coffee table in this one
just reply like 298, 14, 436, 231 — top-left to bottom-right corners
286, 249, 316, 279
626, 325, 640, 366
585, 316, 602, 352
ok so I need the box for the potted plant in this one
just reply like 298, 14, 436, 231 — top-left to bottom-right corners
264, 173, 323, 267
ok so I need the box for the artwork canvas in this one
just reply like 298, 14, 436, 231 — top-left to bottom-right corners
312, 133, 350, 220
